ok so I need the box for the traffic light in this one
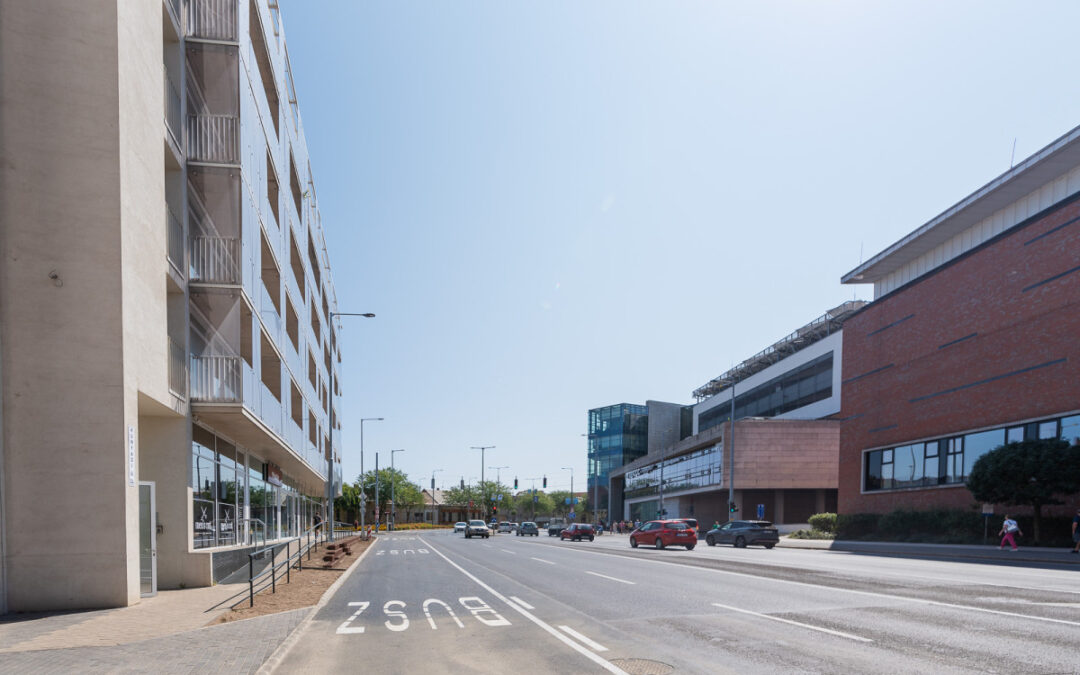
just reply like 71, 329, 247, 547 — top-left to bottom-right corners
492, 505, 497, 515
543, 475, 547, 488
514, 477, 518, 489
729, 501, 738, 513
460, 478, 465, 489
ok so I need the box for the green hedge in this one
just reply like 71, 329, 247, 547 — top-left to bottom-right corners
836, 508, 1076, 546
807, 512, 837, 534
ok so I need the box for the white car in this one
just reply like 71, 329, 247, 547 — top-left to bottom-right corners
465, 520, 491, 539
498, 522, 514, 533
454, 522, 467, 533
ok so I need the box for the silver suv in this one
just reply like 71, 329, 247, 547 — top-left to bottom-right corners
465, 520, 491, 539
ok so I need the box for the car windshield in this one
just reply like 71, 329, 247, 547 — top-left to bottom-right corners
469, 520, 486, 527
523, 522, 535, 527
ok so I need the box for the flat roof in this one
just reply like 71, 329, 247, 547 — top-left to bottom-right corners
692, 300, 865, 401
842, 123, 1080, 285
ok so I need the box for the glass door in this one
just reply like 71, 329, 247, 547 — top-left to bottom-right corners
139, 482, 157, 597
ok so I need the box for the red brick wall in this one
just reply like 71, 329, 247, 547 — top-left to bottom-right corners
839, 197, 1080, 515
732, 419, 839, 489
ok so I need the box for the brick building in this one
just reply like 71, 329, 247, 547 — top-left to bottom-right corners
839, 126, 1080, 515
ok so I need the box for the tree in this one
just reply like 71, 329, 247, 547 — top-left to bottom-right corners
966, 438, 1080, 542
357, 468, 422, 525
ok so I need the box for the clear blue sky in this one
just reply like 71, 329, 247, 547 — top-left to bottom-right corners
278, 1, 1080, 494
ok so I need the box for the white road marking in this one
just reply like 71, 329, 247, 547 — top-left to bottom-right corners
508, 596, 534, 610
530, 557, 556, 565
559, 625, 609, 652
711, 602, 873, 642
423, 599, 465, 630
335, 601, 369, 634
500, 549, 517, 555
585, 571, 635, 585
424, 539, 629, 675
561, 545, 1080, 629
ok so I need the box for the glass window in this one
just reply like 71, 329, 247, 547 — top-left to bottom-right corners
1006, 426, 1024, 444
1038, 421, 1059, 440
893, 444, 923, 488
945, 438, 963, 484
963, 429, 1005, 478
1061, 415, 1080, 445
865, 450, 882, 491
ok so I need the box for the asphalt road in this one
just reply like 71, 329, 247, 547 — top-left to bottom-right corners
274, 531, 1080, 674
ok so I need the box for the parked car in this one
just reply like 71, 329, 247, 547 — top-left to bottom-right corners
465, 520, 491, 539
547, 519, 568, 536
629, 520, 697, 550
517, 522, 539, 536
454, 522, 467, 533
705, 520, 779, 549
560, 523, 596, 542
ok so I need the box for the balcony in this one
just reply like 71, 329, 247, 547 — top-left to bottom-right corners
169, 337, 188, 398
187, 114, 239, 164
187, 0, 238, 41
163, 64, 182, 149
166, 205, 184, 275
190, 354, 242, 402
190, 236, 240, 284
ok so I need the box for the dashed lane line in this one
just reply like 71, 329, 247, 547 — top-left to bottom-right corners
530, 557, 556, 565
585, 571, 635, 585
423, 539, 628, 675
711, 602, 873, 642
500, 549, 517, 555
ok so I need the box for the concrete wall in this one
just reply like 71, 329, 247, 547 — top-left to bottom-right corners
0, 0, 134, 610
839, 194, 1080, 515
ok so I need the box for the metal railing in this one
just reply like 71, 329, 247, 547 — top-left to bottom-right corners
187, 114, 239, 164
189, 354, 242, 402
166, 204, 184, 274
163, 64, 182, 147
190, 235, 240, 284
239, 517, 267, 549
187, 0, 237, 41
234, 524, 326, 609
168, 337, 187, 398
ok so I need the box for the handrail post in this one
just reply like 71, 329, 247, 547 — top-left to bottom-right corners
307, 530, 311, 560
285, 540, 291, 584
297, 537, 303, 571
248, 554, 254, 608
271, 548, 276, 594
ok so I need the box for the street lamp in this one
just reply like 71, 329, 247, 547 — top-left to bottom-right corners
561, 466, 574, 519
471, 446, 495, 520
390, 449, 405, 531
359, 417, 384, 534
327, 311, 375, 542
430, 468, 444, 524
488, 465, 509, 485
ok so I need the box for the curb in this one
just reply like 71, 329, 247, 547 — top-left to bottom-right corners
778, 537, 1079, 564
256, 536, 380, 674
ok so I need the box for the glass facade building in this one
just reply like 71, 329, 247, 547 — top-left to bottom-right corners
699, 353, 833, 432
588, 404, 648, 519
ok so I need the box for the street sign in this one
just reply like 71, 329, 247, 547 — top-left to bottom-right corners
569, 511, 576, 520
757, 504, 765, 519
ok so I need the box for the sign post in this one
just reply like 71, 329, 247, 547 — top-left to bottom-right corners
982, 503, 994, 545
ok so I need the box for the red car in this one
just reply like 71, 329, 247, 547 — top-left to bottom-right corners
629, 520, 697, 550
560, 523, 596, 542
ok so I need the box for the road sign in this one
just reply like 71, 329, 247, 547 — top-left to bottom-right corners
757, 503, 765, 519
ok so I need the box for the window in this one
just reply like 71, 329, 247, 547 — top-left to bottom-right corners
963, 429, 1004, 478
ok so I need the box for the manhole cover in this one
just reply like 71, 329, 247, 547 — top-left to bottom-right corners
609, 658, 675, 675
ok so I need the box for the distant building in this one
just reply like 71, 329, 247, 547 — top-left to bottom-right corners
839, 126, 1080, 515
607, 303, 863, 525
586, 403, 651, 521
0, 0, 344, 611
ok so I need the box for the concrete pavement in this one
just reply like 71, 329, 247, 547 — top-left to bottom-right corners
779, 535, 1080, 565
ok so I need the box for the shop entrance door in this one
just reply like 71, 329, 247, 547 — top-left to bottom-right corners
139, 481, 157, 597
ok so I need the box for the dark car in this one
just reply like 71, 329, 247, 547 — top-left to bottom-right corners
517, 522, 539, 536
705, 520, 779, 549
560, 523, 595, 542
547, 520, 568, 536
629, 520, 697, 550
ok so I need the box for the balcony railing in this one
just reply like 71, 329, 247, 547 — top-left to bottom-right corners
163, 64, 182, 148
187, 0, 237, 41
190, 236, 240, 284
166, 204, 184, 274
169, 337, 188, 398
190, 354, 242, 402
187, 114, 239, 164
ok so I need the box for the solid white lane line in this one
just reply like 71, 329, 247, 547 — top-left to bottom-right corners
585, 571, 635, 585
509, 596, 534, 610
711, 603, 873, 643
424, 540, 628, 675
531, 557, 556, 565
559, 625, 609, 652
500, 549, 517, 555
564, 545, 1080, 629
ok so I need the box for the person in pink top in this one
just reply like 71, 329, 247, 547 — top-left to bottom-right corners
998, 515, 1022, 551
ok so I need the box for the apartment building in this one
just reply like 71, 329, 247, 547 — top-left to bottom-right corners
0, 0, 345, 612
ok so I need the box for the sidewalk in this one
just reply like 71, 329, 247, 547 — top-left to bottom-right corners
779, 536, 1080, 565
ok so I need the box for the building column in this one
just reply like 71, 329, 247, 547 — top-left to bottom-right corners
774, 490, 786, 524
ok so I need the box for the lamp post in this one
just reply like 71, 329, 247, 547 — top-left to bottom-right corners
727, 380, 737, 518
525, 477, 540, 521
561, 466, 574, 519
358, 417, 383, 534
327, 311, 375, 542
470, 446, 494, 520
488, 465, 508, 485
390, 449, 405, 530
430, 468, 443, 524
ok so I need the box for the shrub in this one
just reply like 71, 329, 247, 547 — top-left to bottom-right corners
835, 508, 1076, 546
807, 512, 837, 534
836, 512, 880, 540
787, 528, 834, 540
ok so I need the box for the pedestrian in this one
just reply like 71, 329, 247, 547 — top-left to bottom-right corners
998, 514, 1021, 551
1071, 509, 1080, 554
713, 520, 720, 530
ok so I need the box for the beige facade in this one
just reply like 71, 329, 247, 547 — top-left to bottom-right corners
0, 0, 344, 612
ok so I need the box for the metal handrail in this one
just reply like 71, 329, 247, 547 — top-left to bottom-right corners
239, 517, 267, 548
231, 524, 328, 609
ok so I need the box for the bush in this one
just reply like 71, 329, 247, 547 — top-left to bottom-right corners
835, 508, 1077, 546
836, 512, 881, 540
391, 523, 450, 531
807, 512, 837, 534
787, 528, 834, 540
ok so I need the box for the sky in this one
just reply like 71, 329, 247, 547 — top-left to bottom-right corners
277, 0, 1080, 494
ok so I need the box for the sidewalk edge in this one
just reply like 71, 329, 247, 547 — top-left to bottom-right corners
256, 536, 380, 674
